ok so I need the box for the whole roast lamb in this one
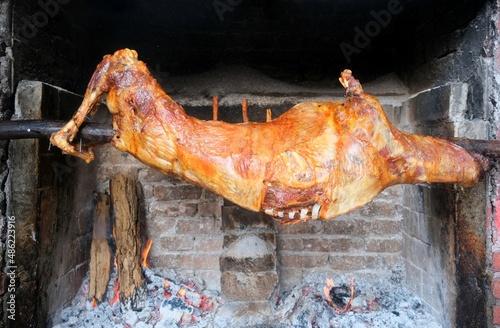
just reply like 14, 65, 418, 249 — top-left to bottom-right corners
50, 49, 487, 224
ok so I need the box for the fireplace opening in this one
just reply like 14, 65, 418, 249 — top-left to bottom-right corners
2, 0, 499, 327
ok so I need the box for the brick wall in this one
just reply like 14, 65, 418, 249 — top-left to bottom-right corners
276, 185, 403, 291
392, 3, 497, 326
0, 0, 12, 325
7, 82, 96, 327
398, 81, 490, 327
490, 1, 500, 327
94, 99, 406, 297
96, 145, 224, 291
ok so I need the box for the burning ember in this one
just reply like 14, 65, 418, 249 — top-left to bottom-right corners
53, 268, 441, 327
53, 266, 220, 327
272, 272, 443, 328
109, 279, 120, 306
178, 288, 187, 299
141, 238, 153, 268
323, 277, 355, 314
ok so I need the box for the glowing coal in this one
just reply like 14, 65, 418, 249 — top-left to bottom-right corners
53, 267, 220, 327
53, 266, 441, 327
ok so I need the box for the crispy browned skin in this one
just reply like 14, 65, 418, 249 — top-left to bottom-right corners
50, 49, 486, 224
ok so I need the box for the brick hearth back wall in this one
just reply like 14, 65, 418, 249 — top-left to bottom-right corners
94, 126, 404, 295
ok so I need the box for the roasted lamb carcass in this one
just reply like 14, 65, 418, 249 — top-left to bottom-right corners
50, 49, 488, 224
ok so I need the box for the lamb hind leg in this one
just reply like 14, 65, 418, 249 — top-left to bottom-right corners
50, 69, 110, 162
50, 59, 115, 162
49, 50, 139, 163
49, 94, 103, 163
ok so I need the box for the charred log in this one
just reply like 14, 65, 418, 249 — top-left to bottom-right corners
89, 193, 112, 303
110, 174, 145, 309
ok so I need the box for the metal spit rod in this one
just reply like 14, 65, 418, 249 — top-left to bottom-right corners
0, 120, 114, 143
1, 120, 500, 158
